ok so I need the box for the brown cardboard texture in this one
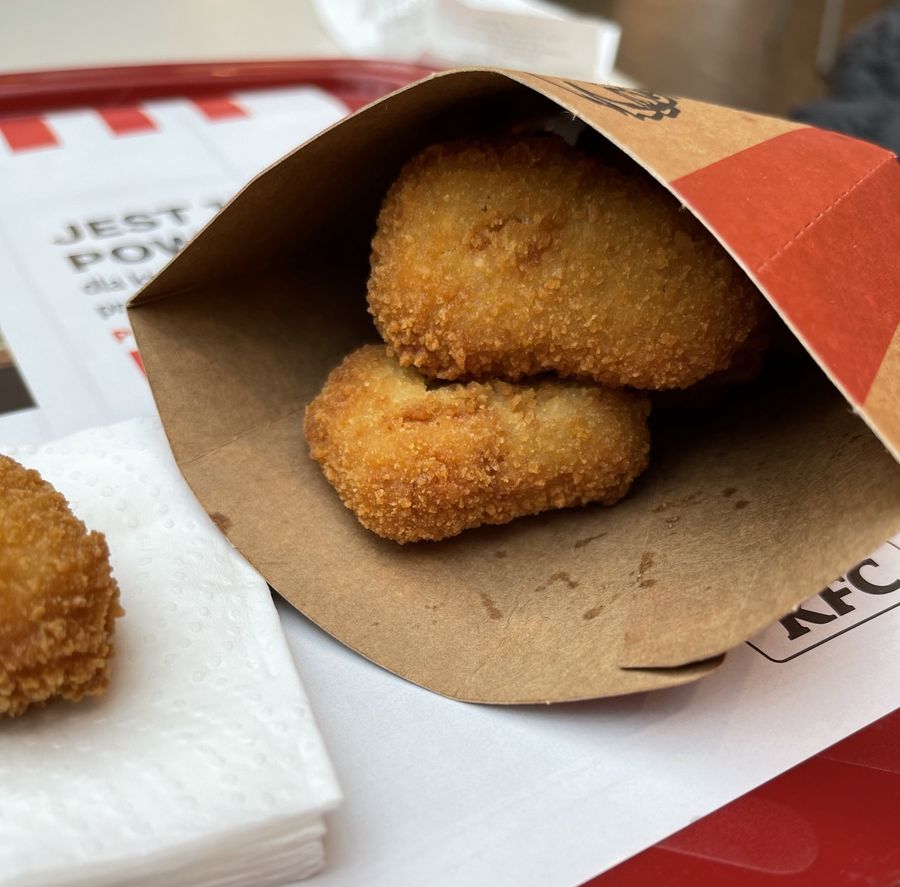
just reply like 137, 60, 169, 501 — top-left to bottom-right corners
128, 69, 900, 704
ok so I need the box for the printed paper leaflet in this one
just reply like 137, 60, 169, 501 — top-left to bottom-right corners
0, 86, 347, 441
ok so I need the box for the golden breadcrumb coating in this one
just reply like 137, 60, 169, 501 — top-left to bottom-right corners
368, 136, 764, 390
654, 310, 773, 409
305, 346, 651, 543
0, 456, 123, 717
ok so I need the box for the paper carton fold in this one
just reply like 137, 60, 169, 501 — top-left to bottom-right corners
129, 69, 900, 703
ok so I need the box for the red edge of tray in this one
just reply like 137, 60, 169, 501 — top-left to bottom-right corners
0, 58, 435, 115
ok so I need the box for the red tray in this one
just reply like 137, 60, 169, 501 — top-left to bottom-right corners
3, 57, 896, 887
591, 708, 900, 886
0, 58, 434, 116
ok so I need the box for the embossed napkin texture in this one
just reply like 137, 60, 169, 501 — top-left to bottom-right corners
0, 418, 341, 887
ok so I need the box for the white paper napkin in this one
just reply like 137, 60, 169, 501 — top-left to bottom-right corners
0, 418, 341, 887
314, 0, 622, 82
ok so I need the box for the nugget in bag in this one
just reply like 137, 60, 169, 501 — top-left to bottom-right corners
305, 346, 651, 543
368, 136, 764, 390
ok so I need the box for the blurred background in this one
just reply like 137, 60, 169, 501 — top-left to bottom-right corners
0, 0, 894, 119
574, 0, 888, 115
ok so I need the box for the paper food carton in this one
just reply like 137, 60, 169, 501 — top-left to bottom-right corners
128, 69, 900, 704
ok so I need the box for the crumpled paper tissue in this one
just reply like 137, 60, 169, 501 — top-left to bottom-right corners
0, 417, 341, 887
314, 0, 622, 83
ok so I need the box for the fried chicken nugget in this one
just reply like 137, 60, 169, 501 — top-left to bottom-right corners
368, 136, 764, 390
0, 456, 123, 717
305, 346, 650, 543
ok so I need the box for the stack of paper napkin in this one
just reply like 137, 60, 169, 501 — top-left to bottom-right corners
0, 418, 341, 886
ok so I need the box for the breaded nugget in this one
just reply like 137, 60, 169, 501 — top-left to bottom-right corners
654, 311, 772, 410
0, 456, 123, 717
368, 136, 763, 390
305, 346, 650, 543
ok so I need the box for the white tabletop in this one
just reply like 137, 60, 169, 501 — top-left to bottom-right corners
0, 0, 340, 74
0, 0, 634, 86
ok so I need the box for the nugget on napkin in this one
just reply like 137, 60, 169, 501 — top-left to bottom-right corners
0, 418, 341, 887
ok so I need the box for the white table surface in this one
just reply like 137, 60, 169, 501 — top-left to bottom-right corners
0, 0, 633, 84
0, 0, 340, 74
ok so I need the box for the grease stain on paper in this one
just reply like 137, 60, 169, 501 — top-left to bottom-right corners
208, 512, 232, 532
573, 532, 606, 549
637, 551, 656, 588
479, 592, 503, 620
535, 571, 580, 593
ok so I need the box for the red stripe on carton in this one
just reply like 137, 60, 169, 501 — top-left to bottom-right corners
0, 116, 57, 152
674, 128, 900, 404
